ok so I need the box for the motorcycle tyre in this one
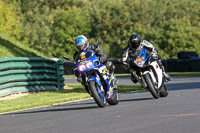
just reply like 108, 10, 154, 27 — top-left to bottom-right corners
107, 90, 119, 105
89, 81, 106, 108
143, 73, 159, 99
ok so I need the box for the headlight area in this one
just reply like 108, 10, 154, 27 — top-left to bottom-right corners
78, 61, 93, 71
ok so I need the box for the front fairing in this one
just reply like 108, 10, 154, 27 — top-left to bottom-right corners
73, 50, 100, 76
130, 48, 150, 68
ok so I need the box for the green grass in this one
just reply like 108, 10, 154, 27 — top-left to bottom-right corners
0, 83, 141, 114
167, 72, 200, 76
0, 33, 47, 58
64, 75, 76, 78
118, 85, 143, 93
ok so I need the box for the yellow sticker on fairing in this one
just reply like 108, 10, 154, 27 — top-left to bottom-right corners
103, 68, 109, 80
98, 66, 108, 79
81, 55, 85, 59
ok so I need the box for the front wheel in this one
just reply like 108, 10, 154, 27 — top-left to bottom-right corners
89, 81, 106, 108
143, 73, 159, 99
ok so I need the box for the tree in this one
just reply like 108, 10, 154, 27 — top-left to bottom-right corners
51, 6, 92, 58
0, 1, 23, 40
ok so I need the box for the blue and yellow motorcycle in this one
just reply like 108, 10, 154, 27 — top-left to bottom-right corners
64, 50, 119, 108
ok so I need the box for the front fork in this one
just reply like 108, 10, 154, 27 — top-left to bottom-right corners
131, 69, 152, 90
79, 73, 93, 96
81, 72, 114, 99
132, 68, 161, 92
131, 71, 146, 89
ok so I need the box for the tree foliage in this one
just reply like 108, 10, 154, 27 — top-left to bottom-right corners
51, 6, 92, 58
0, 1, 23, 40
0, 0, 199, 59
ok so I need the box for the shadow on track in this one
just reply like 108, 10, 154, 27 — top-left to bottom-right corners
4, 96, 155, 115
166, 82, 200, 91
3, 99, 104, 115
4, 104, 99, 115
119, 97, 153, 103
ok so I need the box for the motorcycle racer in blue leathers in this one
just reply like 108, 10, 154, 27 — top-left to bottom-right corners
73, 35, 118, 88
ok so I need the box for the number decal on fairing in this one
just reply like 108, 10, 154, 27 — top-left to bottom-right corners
99, 66, 109, 79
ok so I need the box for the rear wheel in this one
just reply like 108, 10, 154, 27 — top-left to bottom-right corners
143, 73, 159, 99
107, 89, 119, 105
89, 81, 106, 108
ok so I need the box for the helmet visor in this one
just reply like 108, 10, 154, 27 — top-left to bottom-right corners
131, 42, 139, 48
129, 41, 139, 49
76, 45, 85, 52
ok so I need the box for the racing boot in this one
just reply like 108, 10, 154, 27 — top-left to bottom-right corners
157, 59, 171, 81
163, 71, 171, 81
161, 65, 171, 81
131, 73, 138, 83
111, 73, 119, 90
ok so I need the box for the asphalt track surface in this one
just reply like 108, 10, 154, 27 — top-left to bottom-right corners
0, 76, 200, 133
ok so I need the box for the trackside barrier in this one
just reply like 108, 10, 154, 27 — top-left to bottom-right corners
63, 58, 200, 75
0, 57, 64, 97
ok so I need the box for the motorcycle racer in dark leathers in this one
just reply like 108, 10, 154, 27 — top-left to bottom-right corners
122, 34, 171, 83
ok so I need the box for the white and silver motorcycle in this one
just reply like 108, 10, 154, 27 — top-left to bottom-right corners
129, 47, 168, 99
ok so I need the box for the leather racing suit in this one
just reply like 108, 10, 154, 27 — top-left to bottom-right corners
122, 40, 171, 82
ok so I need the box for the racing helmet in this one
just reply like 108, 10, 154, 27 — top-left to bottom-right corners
129, 34, 141, 49
75, 35, 89, 52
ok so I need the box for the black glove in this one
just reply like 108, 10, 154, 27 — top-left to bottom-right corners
99, 57, 104, 63
122, 62, 130, 70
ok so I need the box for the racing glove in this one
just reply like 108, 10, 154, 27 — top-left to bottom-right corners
151, 51, 158, 60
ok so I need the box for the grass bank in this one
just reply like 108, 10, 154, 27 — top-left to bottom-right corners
0, 84, 142, 114
0, 33, 47, 58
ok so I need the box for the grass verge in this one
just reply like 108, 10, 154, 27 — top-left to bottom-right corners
0, 33, 47, 58
167, 72, 200, 77
0, 83, 141, 114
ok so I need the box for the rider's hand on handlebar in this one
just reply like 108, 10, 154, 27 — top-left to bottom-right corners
151, 52, 158, 60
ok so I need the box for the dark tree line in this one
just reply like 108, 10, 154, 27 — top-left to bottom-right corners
1, 0, 199, 59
